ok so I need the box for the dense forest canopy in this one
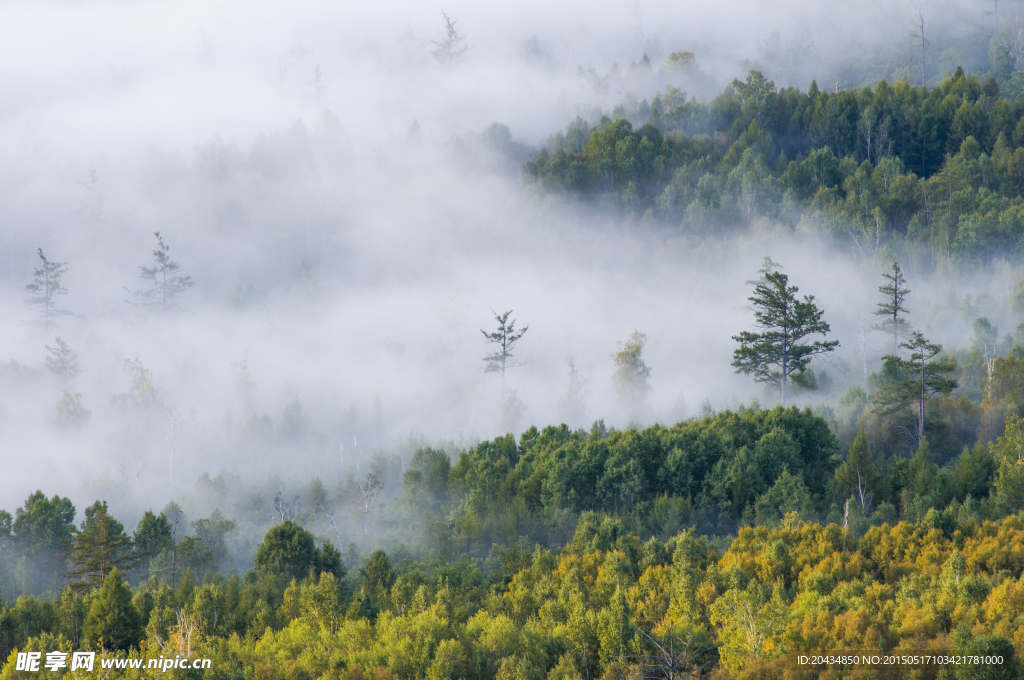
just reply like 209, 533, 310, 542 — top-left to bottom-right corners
11, 1, 1024, 678
527, 68, 1024, 272
4, 403, 1024, 678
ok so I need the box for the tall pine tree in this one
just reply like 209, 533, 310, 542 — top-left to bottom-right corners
66, 501, 139, 591
873, 261, 911, 355
25, 249, 76, 329
732, 270, 838, 405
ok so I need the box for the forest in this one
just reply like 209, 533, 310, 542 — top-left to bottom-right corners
4, 399, 1024, 678
527, 67, 1024, 272
10, 2, 1024, 679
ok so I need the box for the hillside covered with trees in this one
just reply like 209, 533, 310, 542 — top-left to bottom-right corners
527, 68, 1024, 271
4, 395, 1024, 677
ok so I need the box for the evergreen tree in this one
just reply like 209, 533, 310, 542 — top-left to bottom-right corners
66, 501, 139, 591
873, 261, 910, 355
83, 568, 141, 651
431, 12, 469, 71
25, 249, 76, 329
360, 549, 396, 604
873, 332, 957, 442
835, 429, 881, 512
732, 271, 838, 405
132, 511, 173, 576
126, 231, 193, 311
906, 437, 939, 503
12, 491, 77, 593
45, 338, 80, 384
481, 309, 528, 393
993, 416, 1024, 510
255, 520, 323, 583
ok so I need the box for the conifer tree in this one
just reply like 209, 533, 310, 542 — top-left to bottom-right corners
133, 511, 174, 576
732, 270, 838, 405
83, 568, 141, 651
431, 12, 469, 71
557, 359, 589, 428
873, 261, 911, 355
481, 309, 528, 393
66, 501, 139, 591
873, 332, 957, 442
25, 249, 76, 329
45, 338, 80, 385
126, 231, 193, 311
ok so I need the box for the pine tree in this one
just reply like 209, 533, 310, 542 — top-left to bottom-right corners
25, 249, 76, 329
873, 261, 911, 355
732, 271, 838, 405
126, 231, 193, 311
431, 12, 469, 71
45, 338, 80, 384
66, 501, 139, 591
481, 309, 528, 393
133, 511, 174, 576
873, 332, 957, 442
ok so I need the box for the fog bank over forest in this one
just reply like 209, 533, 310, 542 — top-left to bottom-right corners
1, 0, 1022, 522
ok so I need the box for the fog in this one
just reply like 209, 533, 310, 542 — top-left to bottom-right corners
1, 0, 1022, 529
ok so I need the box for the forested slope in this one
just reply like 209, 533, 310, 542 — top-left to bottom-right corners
4, 401, 1024, 677
527, 68, 1024, 270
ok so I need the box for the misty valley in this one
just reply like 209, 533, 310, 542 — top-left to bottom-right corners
7, 1, 1024, 679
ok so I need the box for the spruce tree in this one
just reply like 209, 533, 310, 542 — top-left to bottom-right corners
133, 511, 173, 576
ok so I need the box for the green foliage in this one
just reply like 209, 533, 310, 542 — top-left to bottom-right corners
481, 309, 529, 393
66, 501, 139, 591
835, 428, 881, 512
526, 70, 1024, 270
53, 390, 90, 429
611, 331, 651, 422
133, 511, 173, 577
873, 261, 911, 355
11, 491, 75, 594
732, 270, 838, 405
874, 332, 958, 441
44, 338, 79, 384
83, 569, 141, 651
254, 520, 325, 583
